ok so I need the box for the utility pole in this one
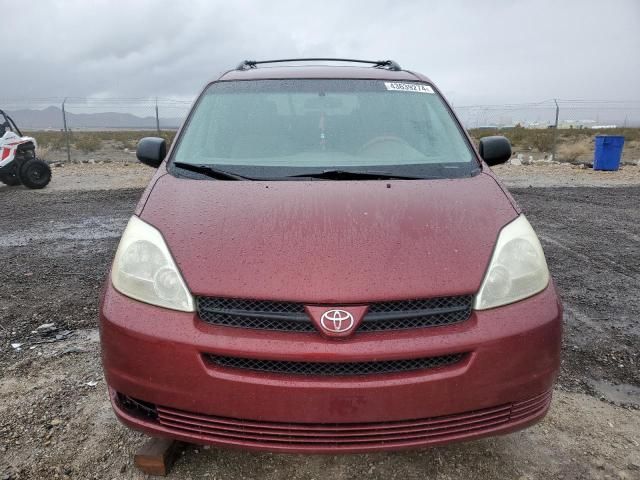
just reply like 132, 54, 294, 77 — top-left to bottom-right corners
62, 98, 71, 164
551, 99, 559, 161
155, 97, 160, 136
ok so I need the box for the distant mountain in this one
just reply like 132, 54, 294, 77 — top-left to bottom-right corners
5, 106, 183, 130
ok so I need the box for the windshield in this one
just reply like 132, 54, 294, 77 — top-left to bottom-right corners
172, 79, 477, 179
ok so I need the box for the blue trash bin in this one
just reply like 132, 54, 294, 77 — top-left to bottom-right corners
593, 135, 624, 171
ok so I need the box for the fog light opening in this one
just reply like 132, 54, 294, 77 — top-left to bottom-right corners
117, 393, 158, 421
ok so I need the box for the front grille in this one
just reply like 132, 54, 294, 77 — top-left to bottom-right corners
361, 296, 472, 331
197, 297, 313, 332
204, 353, 465, 376
197, 295, 472, 333
142, 390, 552, 451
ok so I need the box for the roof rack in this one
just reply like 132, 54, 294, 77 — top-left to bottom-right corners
236, 58, 402, 71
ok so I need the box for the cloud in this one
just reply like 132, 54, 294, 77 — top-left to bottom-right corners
1, 0, 639, 104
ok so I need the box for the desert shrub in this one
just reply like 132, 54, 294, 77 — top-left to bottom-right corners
73, 134, 102, 153
529, 131, 554, 153
36, 146, 51, 160
502, 125, 528, 147
122, 139, 138, 150
24, 129, 178, 152
558, 140, 591, 162
594, 127, 640, 142
49, 135, 67, 151
27, 131, 67, 150
115, 131, 176, 150
468, 126, 640, 157
468, 128, 499, 141
469, 125, 532, 151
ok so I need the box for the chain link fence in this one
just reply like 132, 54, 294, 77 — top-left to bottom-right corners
2, 97, 639, 164
455, 99, 640, 129
456, 100, 640, 163
1, 98, 192, 163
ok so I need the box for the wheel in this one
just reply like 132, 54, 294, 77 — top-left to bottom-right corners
17, 158, 52, 189
0, 165, 21, 186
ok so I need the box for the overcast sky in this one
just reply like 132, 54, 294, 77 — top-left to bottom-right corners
2, 0, 639, 106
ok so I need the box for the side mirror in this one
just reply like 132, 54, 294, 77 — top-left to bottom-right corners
136, 137, 166, 168
478, 136, 512, 166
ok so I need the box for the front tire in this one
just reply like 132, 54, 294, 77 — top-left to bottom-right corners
0, 165, 21, 186
18, 158, 52, 189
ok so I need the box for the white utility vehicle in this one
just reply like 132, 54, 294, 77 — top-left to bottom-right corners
0, 109, 51, 189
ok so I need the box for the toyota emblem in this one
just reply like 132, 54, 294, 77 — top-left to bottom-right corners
320, 309, 355, 333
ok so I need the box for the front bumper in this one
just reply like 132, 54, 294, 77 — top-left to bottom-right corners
100, 283, 562, 453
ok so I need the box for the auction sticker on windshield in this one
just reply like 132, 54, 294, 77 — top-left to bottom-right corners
384, 82, 434, 93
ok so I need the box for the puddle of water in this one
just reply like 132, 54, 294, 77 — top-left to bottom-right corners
588, 378, 640, 405
0, 216, 127, 247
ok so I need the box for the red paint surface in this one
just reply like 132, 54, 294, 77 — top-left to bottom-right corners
139, 173, 517, 302
109, 387, 552, 453
101, 280, 562, 451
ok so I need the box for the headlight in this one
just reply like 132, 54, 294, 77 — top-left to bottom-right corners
474, 214, 549, 310
111, 216, 194, 312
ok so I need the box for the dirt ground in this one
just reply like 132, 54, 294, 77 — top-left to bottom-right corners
39, 162, 154, 191
40, 141, 141, 166
492, 162, 640, 188
1, 165, 639, 479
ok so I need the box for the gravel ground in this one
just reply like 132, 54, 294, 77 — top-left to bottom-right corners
492, 162, 640, 188
0, 167, 639, 479
43, 163, 155, 191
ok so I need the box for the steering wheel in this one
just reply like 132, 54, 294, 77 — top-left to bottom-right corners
358, 135, 410, 154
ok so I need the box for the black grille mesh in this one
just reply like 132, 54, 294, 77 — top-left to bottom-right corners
205, 353, 465, 376
361, 296, 472, 331
367, 296, 469, 313
197, 296, 472, 333
202, 312, 313, 332
197, 297, 311, 332
202, 298, 304, 314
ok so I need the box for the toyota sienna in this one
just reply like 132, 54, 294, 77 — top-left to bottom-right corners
100, 58, 562, 453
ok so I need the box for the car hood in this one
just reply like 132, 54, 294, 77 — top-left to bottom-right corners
140, 172, 517, 302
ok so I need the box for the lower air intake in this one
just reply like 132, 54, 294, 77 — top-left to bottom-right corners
204, 353, 466, 376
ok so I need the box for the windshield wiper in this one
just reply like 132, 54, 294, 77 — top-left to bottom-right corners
287, 169, 428, 180
172, 162, 252, 180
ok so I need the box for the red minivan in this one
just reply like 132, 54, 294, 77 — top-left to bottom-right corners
100, 58, 562, 453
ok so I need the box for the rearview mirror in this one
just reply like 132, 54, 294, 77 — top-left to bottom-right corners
136, 137, 166, 168
478, 136, 512, 166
